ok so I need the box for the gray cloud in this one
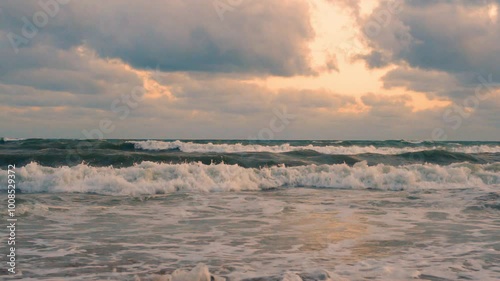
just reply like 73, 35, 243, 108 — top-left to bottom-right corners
1, 0, 315, 76
360, 0, 499, 75
0, 0, 498, 140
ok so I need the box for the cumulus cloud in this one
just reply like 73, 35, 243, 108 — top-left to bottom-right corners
360, 0, 500, 73
0, 0, 498, 140
2, 0, 315, 76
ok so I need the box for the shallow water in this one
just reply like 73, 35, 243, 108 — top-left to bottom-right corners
4, 187, 499, 280
1, 139, 499, 280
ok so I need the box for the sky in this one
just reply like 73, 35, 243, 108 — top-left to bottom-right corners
0, 0, 499, 140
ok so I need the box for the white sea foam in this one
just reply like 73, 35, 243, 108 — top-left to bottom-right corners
147, 264, 340, 281
128, 140, 500, 154
4, 161, 498, 195
165, 263, 224, 281
452, 145, 500, 153
1, 137, 26, 142
401, 139, 426, 144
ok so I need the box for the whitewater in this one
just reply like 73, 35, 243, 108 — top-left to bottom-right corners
128, 140, 500, 154
1, 139, 499, 280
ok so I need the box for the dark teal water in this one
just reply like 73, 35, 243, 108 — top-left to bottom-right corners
1, 139, 499, 280
1, 139, 499, 168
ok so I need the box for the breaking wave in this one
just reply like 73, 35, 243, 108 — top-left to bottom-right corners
3, 161, 498, 195
128, 140, 500, 155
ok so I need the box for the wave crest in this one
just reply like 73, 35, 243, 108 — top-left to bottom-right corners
3, 161, 498, 195
128, 140, 500, 155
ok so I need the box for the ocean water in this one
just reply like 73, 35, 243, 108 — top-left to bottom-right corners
0, 139, 499, 280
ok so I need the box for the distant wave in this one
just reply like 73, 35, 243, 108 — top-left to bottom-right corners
401, 139, 428, 144
1, 137, 26, 142
128, 140, 500, 155
3, 161, 498, 195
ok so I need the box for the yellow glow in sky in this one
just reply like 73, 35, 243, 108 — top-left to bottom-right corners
488, 3, 498, 22
77, 0, 452, 113
247, 0, 450, 112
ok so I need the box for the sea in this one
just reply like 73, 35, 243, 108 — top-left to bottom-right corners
0, 138, 499, 280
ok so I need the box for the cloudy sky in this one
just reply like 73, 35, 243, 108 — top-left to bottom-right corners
1, 0, 499, 140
